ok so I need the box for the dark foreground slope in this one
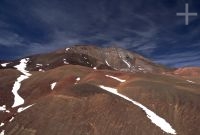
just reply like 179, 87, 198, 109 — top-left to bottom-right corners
0, 45, 200, 135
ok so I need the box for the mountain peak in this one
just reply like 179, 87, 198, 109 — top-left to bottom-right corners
0, 45, 170, 73
0, 45, 200, 135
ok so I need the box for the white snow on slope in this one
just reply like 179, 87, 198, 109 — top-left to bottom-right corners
36, 64, 42, 67
93, 67, 97, 70
6, 110, 10, 113
63, 59, 69, 64
75, 77, 80, 84
39, 69, 45, 72
122, 60, 131, 68
0, 105, 10, 113
12, 58, 32, 108
17, 104, 34, 113
14, 58, 31, 76
0, 130, 5, 135
105, 60, 110, 66
186, 80, 195, 84
0, 123, 4, 127
0, 105, 6, 111
76, 77, 80, 81
105, 75, 126, 82
1, 63, 9, 67
99, 85, 176, 135
12, 75, 28, 108
138, 66, 144, 71
64, 61, 69, 64
9, 117, 14, 122
51, 82, 57, 90
66, 48, 70, 51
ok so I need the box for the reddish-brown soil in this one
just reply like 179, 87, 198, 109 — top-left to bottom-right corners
174, 67, 200, 77
0, 46, 200, 135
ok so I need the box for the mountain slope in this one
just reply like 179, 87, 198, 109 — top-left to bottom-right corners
0, 45, 200, 135
0, 45, 171, 73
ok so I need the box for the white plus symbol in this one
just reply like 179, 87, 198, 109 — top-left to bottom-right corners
176, 3, 198, 25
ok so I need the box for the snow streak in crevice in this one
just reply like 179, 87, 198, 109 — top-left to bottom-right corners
12, 58, 32, 108
122, 59, 131, 68
105, 75, 126, 82
51, 82, 57, 90
99, 85, 176, 135
17, 104, 34, 113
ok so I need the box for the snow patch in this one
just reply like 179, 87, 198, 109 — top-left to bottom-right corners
5, 110, 10, 113
186, 80, 195, 84
122, 60, 131, 68
1, 63, 9, 67
105, 60, 110, 66
138, 66, 144, 71
0, 130, 5, 135
12, 75, 28, 108
105, 75, 126, 82
63, 59, 69, 64
39, 69, 45, 72
138, 68, 144, 71
0, 105, 6, 111
64, 61, 69, 64
0, 123, 4, 127
14, 58, 31, 76
17, 104, 34, 113
9, 117, 14, 122
51, 82, 57, 90
0, 105, 10, 113
66, 48, 70, 51
36, 64, 43, 67
93, 67, 97, 70
75, 77, 80, 84
99, 85, 176, 135
12, 58, 31, 108
76, 77, 80, 81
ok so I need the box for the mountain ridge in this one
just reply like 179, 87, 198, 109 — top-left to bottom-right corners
0, 45, 200, 135
0, 45, 173, 73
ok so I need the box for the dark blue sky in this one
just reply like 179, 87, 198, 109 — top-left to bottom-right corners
0, 0, 200, 67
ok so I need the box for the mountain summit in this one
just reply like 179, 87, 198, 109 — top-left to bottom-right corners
1, 45, 169, 73
0, 45, 200, 135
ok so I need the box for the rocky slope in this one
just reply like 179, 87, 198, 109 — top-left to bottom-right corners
0, 45, 170, 73
0, 45, 200, 135
174, 67, 200, 77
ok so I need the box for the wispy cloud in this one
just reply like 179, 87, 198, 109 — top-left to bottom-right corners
0, 0, 200, 67
153, 51, 200, 67
26, 31, 82, 55
0, 30, 25, 47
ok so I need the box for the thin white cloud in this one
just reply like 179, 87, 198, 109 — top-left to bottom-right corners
26, 31, 82, 55
0, 31, 25, 47
154, 51, 200, 67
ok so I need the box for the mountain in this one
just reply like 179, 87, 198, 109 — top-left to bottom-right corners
0, 45, 200, 135
173, 67, 200, 77
0, 45, 171, 73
